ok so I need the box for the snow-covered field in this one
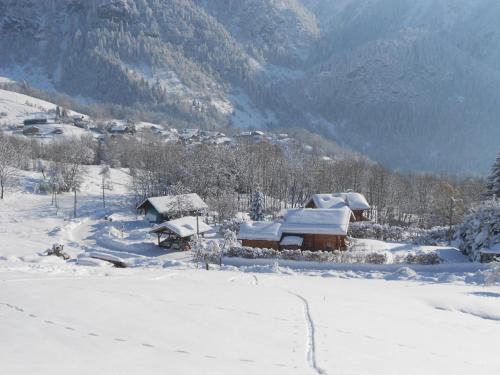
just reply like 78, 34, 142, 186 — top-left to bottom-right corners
1, 167, 499, 375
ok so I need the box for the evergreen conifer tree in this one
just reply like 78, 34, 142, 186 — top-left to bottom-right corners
249, 190, 265, 221
487, 152, 500, 199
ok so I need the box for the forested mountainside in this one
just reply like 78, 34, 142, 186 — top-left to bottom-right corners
1, 0, 499, 174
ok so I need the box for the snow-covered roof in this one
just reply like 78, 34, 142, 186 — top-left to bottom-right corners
308, 192, 370, 211
138, 194, 208, 215
150, 216, 212, 237
238, 221, 282, 242
282, 208, 352, 236
479, 243, 500, 255
280, 236, 304, 246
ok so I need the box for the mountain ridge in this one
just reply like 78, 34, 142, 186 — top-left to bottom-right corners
0, 0, 499, 174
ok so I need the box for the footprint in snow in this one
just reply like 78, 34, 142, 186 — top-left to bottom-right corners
141, 343, 155, 348
204, 355, 216, 359
28, 314, 37, 318
65, 327, 76, 331
88, 333, 99, 337
114, 338, 127, 342
239, 359, 255, 363
175, 350, 189, 354
273, 317, 288, 321
337, 329, 351, 334
44, 320, 55, 325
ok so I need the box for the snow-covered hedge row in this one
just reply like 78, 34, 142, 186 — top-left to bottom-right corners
456, 201, 500, 261
223, 246, 441, 265
348, 222, 451, 245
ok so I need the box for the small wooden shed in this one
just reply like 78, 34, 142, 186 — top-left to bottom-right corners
150, 216, 212, 249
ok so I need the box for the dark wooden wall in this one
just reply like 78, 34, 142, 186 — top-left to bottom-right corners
300, 234, 346, 251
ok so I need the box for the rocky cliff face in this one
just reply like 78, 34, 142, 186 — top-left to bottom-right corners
1, 0, 499, 173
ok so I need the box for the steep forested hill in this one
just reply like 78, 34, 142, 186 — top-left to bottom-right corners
1, 0, 499, 173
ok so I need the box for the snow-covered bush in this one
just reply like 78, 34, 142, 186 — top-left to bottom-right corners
348, 222, 410, 241
348, 222, 385, 240
394, 251, 441, 265
301, 250, 334, 263
222, 246, 443, 265
349, 222, 451, 245
218, 218, 243, 234
363, 252, 389, 264
223, 247, 394, 264
413, 227, 451, 246
484, 264, 500, 285
225, 246, 277, 259
222, 230, 239, 248
192, 240, 222, 264
278, 249, 298, 261
456, 200, 500, 261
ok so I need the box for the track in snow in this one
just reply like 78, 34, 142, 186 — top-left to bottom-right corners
0, 300, 293, 370
290, 292, 328, 375
252, 275, 259, 285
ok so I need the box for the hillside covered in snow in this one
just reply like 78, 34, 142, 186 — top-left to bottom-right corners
0, 165, 499, 375
0, 0, 499, 173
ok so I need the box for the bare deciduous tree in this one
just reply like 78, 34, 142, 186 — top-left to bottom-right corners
0, 136, 17, 199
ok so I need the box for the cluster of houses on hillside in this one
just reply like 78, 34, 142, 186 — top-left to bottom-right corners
15, 113, 334, 161
138, 191, 370, 252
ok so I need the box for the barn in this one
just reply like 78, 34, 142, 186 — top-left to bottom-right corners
137, 193, 208, 223
305, 192, 370, 221
281, 208, 352, 251
238, 221, 282, 250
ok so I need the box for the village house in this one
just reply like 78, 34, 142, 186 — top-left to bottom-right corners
238, 207, 352, 251
281, 208, 351, 250
150, 216, 212, 249
305, 192, 370, 221
137, 193, 208, 223
23, 118, 47, 126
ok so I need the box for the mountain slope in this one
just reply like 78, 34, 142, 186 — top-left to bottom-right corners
1, 0, 499, 173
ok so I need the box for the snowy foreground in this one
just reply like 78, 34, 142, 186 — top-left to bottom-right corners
1, 168, 500, 375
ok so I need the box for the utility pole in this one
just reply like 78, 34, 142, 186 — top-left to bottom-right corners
196, 210, 200, 236
73, 189, 77, 218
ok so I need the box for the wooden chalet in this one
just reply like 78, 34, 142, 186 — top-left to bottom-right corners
150, 216, 212, 249
238, 207, 352, 251
305, 192, 370, 221
137, 193, 208, 223
281, 208, 351, 250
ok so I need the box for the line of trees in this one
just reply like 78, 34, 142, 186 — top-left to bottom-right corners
0, 131, 489, 227
101, 132, 485, 227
